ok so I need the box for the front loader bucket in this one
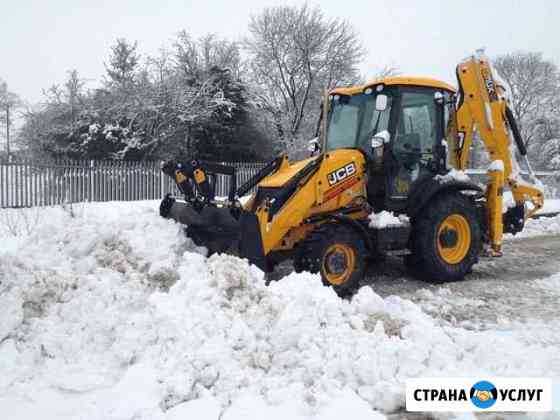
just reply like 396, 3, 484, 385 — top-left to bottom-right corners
160, 195, 240, 254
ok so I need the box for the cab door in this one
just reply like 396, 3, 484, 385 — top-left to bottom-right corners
385, 87, 444, 210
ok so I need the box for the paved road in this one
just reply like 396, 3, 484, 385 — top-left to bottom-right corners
272, 234, 560, 329
364, 235, 560, 328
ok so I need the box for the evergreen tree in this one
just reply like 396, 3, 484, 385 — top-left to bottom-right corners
105, 39, 139, 90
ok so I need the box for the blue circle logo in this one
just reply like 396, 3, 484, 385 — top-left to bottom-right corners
470, 380, 498, 409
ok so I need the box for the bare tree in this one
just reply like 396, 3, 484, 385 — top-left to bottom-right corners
493, 51, 560, 172
148, 48, 173, 84
245, 4, 363, 147
38, 71, 85, 123
64, 70, 86, 123
493, 51, 560, 146
173, 31, 241, 79
0, 80, 22, 160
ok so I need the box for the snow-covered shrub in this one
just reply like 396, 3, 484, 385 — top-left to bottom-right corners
0, 207, 42, 236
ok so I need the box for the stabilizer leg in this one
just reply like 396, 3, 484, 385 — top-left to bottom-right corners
486, 164, 505, 256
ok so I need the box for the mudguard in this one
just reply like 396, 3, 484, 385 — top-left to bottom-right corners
323, 214, 374, 252
407, 177, 483, 219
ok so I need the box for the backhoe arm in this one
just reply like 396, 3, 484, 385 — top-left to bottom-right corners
447, 51, 544, 254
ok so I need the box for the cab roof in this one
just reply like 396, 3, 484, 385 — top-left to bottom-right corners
331, 76, 456, 96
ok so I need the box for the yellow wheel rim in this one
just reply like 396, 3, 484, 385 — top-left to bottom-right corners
322, 243, 355, 286
437, 214, 471, 264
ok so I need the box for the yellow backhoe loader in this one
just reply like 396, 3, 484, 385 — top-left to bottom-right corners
160, 50, 544, 295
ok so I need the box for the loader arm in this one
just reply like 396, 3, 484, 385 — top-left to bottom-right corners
447, 51, 544, 253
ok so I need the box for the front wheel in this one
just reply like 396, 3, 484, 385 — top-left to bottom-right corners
296, 223, 368, 296
409, 192, 481, 282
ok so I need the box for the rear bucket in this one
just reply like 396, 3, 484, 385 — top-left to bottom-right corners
160, 195, 240, 254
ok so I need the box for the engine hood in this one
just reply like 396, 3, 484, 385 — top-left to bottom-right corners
258, 156, 317, 188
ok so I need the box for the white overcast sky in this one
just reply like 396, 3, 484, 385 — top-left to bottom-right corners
1, 0, 559, 104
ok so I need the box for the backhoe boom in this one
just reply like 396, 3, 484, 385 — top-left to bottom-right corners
447, 51, 544, 253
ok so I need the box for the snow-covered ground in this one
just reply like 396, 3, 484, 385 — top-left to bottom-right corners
506, 213, 560, 239
1, 202, 559, 419
539, 198, 560, 216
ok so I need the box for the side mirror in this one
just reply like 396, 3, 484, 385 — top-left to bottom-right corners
371, 137, 384, 148
375, 94, 388, 111
370, 130, 389, 170
308, 137, 320, 155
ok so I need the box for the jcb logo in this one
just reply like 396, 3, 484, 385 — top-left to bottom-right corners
481, 68, 498, 102
327, 163, 356, 186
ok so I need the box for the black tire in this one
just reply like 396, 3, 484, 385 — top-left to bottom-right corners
296, 223, 368, 296
409, 192, 481, 283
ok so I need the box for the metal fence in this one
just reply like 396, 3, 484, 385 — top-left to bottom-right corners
1, 158, 557, 209
0, 159, 266, 208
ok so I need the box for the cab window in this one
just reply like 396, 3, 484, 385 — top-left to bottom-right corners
395, 91, 437, 157
387, 90, 438, 199
327, 96, 361, 150
356, 94, 393, 153
326, 92, 393, 155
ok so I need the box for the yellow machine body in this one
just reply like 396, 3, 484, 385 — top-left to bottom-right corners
448, 52, 544, 253
245, 75, 460, 259
161, 52, 544, 293
245, 150, 368, 255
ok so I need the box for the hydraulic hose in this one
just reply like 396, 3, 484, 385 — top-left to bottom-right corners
505, 106, 527, 156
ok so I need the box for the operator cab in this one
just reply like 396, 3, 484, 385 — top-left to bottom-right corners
325, 77, 455, 211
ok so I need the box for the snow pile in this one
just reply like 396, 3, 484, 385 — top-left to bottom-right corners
435, 168, 471, 184
540, 198, 560, 216
368, 211, 409, 229
1, 202, 559, 419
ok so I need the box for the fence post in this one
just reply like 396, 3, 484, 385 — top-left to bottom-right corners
90, 160, 95, 202
0, 159, 4, 208
160, 160, 164, 198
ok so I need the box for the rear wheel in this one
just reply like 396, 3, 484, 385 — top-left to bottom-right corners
409, 192, 481, 282
296, 223, 368, 296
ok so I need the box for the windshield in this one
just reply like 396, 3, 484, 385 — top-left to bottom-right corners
326, 92, 393, 154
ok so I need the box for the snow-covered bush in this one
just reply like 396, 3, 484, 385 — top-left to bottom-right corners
0, 207, 42, 237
